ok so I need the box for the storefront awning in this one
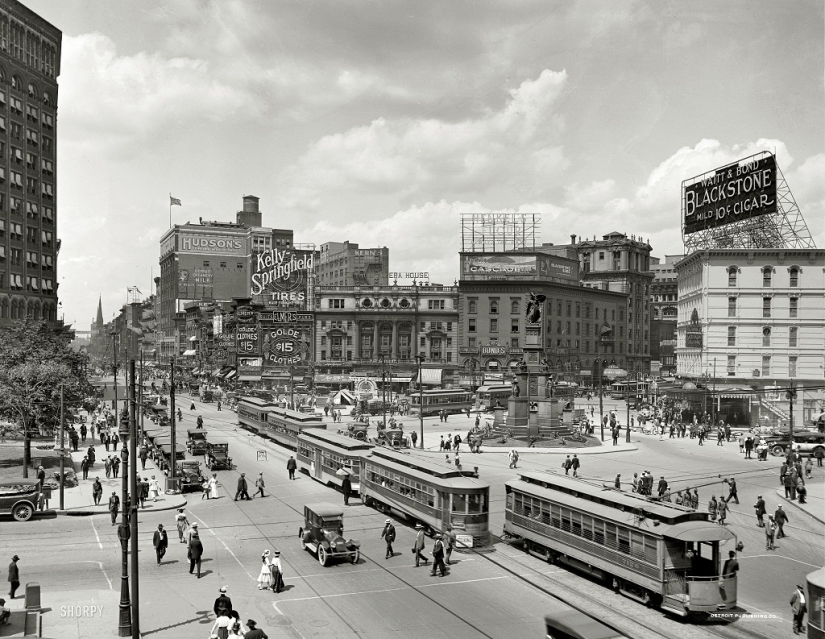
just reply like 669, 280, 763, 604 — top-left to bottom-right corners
420, 369, 443, 385
188, 336, 198, 342
225, 370, 237, 380
237, 375, 261, 382
391, 376, 412, 383
182, 349, 197, 356
211, 368, 221, 377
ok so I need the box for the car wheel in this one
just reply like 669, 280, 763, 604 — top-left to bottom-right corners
350, 549, 360, 564
770, 445, 785, 457
13, 502, 34, 522
318, 547, 328, 566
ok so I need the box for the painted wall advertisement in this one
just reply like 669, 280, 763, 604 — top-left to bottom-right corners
262, 326, 307, 366
237, 357, 263, 377
236, 324, 260, 356
179, 234, 246, 255
462, 254, 537, 279
683, 154, 777, 235
538, 256, 578, 282
251, 248, 314, 309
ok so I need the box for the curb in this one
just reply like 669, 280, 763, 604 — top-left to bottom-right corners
420, 444, 638, 455
774, 488, 824, 525
55, 498, 189, 517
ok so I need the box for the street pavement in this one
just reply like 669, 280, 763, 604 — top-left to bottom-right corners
1, 392, 821, 638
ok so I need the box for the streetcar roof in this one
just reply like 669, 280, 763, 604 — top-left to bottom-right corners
268, 407, 325, 424
237, 396, 278, 408
476, 385, 512, 392
367, 448, 490, 489
509, 471, 706, 526
298, 429, 374, 451
658, 520, 737, 542
808, 567, 825, 590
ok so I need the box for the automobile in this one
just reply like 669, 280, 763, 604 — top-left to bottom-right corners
764, 430, 825, 458
0, 478, 42, 522
338, 421, 368, 441
545, 611, 629, 639
298, 502, 360, 566
186, 429, 210, 455
175, 460, 206, 492
205, 442, 232, 470
374, 427, 409, 448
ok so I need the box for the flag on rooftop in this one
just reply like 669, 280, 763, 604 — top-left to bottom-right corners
170, 196, 182, 206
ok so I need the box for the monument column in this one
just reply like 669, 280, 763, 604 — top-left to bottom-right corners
354, 322, 361, 359
391, 321, 398, 359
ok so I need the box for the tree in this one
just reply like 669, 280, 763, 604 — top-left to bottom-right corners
0, 320, 95, 476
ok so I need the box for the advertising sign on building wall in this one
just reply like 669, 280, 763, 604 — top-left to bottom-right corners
236, 324, 260, 356
237, 357, 263, 377
683, 154, 777, 235
251, 248, 314, 308
178, 234, 246, 255
462, 254, 537, 279
262, 326, 306, 366
538, 256, 578, 282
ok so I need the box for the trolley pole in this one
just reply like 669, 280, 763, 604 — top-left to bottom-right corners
787, 381, 797, 462
417, 355, 425, 449
169, 357, 177, 486
625, 385, 631, 444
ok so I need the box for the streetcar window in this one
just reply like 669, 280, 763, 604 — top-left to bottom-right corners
505, 492, 513, 510
468, 493, 482, 514
645, 537, 657, 563
618, 529, 630, 554
451, 493, 467, 513
571, 511, 582, 536
631, 532, 645, 559
605, 523, 617, 549
593, 521, 604, 545
551, 504, 560, 528
581, 514, 593, 540
560, 508, 571, 533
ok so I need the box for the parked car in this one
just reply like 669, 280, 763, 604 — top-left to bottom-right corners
374, 427, 409, 448
176, 460, 205, 492
186, 429, 209, 456
206, 442, 232, 470
764, 430, 825, 457
298, 502, 360, 566
0, 478, 41, 521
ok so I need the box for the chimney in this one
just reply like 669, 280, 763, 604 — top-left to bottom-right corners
570, 234, 577, 244
236, 195, 262, 227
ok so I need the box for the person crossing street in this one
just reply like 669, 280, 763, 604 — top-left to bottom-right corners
381, 519, 396, 559
413, 524, 428, 567
235, 473, 250, 501
430, 534, 447, 577
152, 524, 168, 565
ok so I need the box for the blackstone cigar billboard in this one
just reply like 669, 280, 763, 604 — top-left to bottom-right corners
251, 247, 314, 309
683, 154, 777, 235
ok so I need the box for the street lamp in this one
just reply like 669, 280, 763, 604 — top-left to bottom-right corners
416, 354, 425, 449
117, 363, 132, 637
596, 322, 613, 442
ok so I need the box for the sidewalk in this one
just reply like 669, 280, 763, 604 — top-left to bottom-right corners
56, 445, 187, 516
774, 474, 825, 525
421, 441, 638, 455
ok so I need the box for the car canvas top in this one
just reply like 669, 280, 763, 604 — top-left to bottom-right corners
305, 502, 344, 518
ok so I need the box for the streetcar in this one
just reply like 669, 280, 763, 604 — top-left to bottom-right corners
409, 388, 474, 416
360, 447, 490, 546
296, 429, 374, 493
260, 407, 326, 450
808, 567, 825, 639
237, 396, 279, 433
503, 470, 738, 616
476, 384, 513, 410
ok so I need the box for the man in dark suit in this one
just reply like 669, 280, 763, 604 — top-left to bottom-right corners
108, 492, 120, 526
286, 456, 297, 480
7, 555, 20, 599
341, 474, 352, 506
430, 534, 446, 577
213, 587, 232, 617
234, 473, 250, 501
244, 619, 268, 639
188, 533, 204, 577
381, 519, 395, 559
152, 524, 168, 565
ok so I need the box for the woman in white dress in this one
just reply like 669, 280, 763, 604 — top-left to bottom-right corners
209, 612, 233, 639
227, 612, 246, 639
175, 508, 189, 543
257, 550, 272, 590
147, 476, 160, 502
208, 473, 219, 499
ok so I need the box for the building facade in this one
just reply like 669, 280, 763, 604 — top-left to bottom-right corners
0, 1, 60, 327
649, 254, 682, 376
676, 249, 825, 425
317, 241, 389, 287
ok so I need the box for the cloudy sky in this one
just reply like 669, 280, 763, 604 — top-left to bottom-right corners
27, 0, 824, 328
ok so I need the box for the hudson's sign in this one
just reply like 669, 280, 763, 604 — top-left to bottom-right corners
179, 234, 246, 255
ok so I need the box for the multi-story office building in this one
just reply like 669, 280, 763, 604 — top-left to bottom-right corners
0, 1, 60, 327
457, 251, 628, 386
676, 249, 825, 425
649, 254, 682, 376
317, 241, 389, 287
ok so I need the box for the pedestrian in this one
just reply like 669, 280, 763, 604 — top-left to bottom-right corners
235, 473, 250, 501
797, 482, 807, 504
444, 527, 455, 565
657, 476, 668, 497
92, 477, 103, 505
754, 495, 766, 527
430, 533, 447, 577
190, 401, 196, 411
453, 433, 461, 451
774, 505, 789, 538
381, 519, 396, 559
217, 400, 222, 411
784, 472, 795, 500
691, 489, 699, 510
188, 532, 204, 577
148, 476, 160, 502
614, 474, 621, 490
738, 434, 744, 453
153, 524, 168, 565
698, 425, 705, 445
410, 430, 417, 448
805, 455, 814, 479
744, 437, 753, 459
454, 451, 461, 469
108, 491, 120, 526
286, 456, 297, 480
571, 454, 580, 478
790, 584, 807, 635
244, 619, 268, 639
82, 456, 90, 480
213, 586, 233, 618
508, 449, 518, 469
717, 428, 724, 446
255, 473, 266, 498
675, 491, 683, 505
631, 473, 639, 493
0, 598, 10, 625
175, 508, 189, 543
137, 477, 147, 508
717, 497, 728, 525
722, 550, 739, 577
611, 426, 619, 446
7, 555, 20, 600
270, 550, 285, 593
708, 495, 718, 521
113, 456, 121, 478
139, 446, 148, 470
185, 521, 199, 547
413, 523, 428, 567
341, 473, 352, 506
439, 436, 445, 451
257, 550, 273, 590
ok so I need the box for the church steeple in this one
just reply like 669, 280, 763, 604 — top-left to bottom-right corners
95, 296, 104, 328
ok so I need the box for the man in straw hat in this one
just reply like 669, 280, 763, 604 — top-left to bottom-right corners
413, 524, 427, 567
430, 534, 447, 577
381, 519, 396, 559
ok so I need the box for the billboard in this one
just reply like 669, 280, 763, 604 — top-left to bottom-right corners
178, 233, 246, 255
683, 154, 777, 235
237, 357, 263, 377
462, 254, 537, 279
251, 248, 314, 309
538, 256, 578, 282
236, 323, 260, 356
262, 326, 307, 367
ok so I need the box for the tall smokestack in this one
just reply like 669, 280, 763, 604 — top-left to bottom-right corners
570, 234, 577, 244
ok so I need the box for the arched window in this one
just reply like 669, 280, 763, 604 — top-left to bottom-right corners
762, 266, 773, 287
789, 266, 800, 288
0, 66, 6, 82
10, 74, 21, 90
490, 300, 498, 314
43, 91, 52, 106
468, 300, 476, 314
27, 81, 37, 98
727, 266, 738, 287
0, 299, 7, 318
762, 327, 771, 347
10, 300, 17, 319
511, 300, 519, 314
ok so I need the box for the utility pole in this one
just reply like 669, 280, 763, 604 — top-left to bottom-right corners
787, 381, 797, 462
597, 336, 604, 442
59, 384, 64, 510
381, 354, 387, 429
112, 331, 119, 414
128, 359, 139, 638
625, 381, 631, 444
169, 356, 177, 490
138, 353, 144, 441
117, 362, 132, 637
417, 354, 425, 449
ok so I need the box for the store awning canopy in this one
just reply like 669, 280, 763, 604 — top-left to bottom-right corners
391, 376, 412, 383
182, 349, 197, 356
238, 374, 261, 381
211, 368, 221, 377
420, 369, 443, 385
188, 336, 198, 342
225, 370, 237, 380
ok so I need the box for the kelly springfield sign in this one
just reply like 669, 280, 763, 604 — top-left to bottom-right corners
683, 153, 777, 235
251, 247, 313, 307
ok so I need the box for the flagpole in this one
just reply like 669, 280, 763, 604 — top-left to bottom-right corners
169, 193, 172, 228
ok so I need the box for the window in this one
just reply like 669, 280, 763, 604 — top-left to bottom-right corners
490, 318, 498, 333
789, 356, 797, 378
420, 336, 426, 347
762, 266, 772, 287
575, 303, 580, 318
26, 152, 37, 170
219, 261, 226, 268
468, 318, 476, 333
789, 327, 798, 348
728, 297, 736, 318
26, 176, 37, 194
10, 171, 22, 188
236, 262, 243, 269
42, 182, 53, 198
762, 355, 770, 377
510, 337, 519, 348
10, 122, 20, 140
202, 261, 210, 268
328, 298, 345, 309
468, 337, 476, 347
468, 300, 476, 314
727, 266, 737, 287
598, 252, 604, 260
789, 297, 798, 318
727, 355, 736, 376
727, 326, 736, 347
42, 136, 52, 154
428, 300, 444, 310
510, 300, 519, 314
10, 222, 22, 240
763, 297, 771, 318
789, 267, 799, 288
490, 300, 498, 314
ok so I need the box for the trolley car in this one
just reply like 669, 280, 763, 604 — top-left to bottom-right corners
409, 388, 474, 416
808, 568, 824, 639
360, 447, 490, 546
503, 471, 738, 616
237, 396, 279, 433
260, 407, 326, 450
475, 384, 513, 410
297, 429, 374, 493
